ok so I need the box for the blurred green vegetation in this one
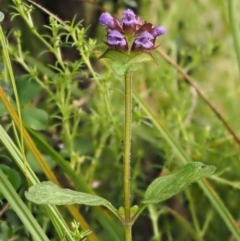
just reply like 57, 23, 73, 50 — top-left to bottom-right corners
1, 0, 240, 241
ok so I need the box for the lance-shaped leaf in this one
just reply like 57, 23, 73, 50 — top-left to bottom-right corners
143, 162, 216, 204
25, 181, 111, 207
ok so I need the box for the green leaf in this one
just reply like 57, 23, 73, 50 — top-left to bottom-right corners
99, 50, 157, 73
0, 12, 4, 23
125, 52, 157, 73
112, 61, 127, 75
26, 152, 56, 173
99, 49, 130, 63
126, 63, 142, 72
16, 75, 42, 104
130, 205, 139, 218
127, 52, 157, 66
0, 164, 21, 201
25, 181, 111, 207
22, 107, 48, 130
118, 206, 125, 219
123, 0, 137, 7
143, 162, 216, 204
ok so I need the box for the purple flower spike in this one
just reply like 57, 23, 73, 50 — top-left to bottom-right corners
134, 31, 154, 49
107, 30, 127, 47
120, 9, 138, 26
99, 9, 166, 53
152, 26, 166, 37
99, 12, 115, 27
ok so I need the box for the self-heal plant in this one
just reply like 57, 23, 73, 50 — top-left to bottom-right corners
25, 9, 215, 241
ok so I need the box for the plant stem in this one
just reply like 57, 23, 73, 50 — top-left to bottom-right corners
123, 71, 133, 241
125, 225, 132, 241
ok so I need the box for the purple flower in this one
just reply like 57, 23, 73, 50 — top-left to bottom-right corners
99, 9, 165, 53
134, 31, 154, 49
107, 30, 127, 47
99, 12, 115, 28
120, 9, 138, 26
152, 26, 166, 37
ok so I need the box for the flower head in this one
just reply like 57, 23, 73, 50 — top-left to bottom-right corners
120, 9, 138, 26
99, 9, 165, 53
107, 30, 127, 47
134, 31, 154, 49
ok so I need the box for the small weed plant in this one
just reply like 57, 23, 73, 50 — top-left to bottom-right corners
0, 1, 240, 241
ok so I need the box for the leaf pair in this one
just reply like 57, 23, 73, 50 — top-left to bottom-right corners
25, 162, 215, 208
99, 49, 157, 75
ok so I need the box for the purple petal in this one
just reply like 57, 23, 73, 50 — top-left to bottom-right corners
107, 30, 126, 47
120, 9, 138, 26
99, 12, 114, 26
134, 31, 154, 49
152, 26, 166, 37
139, 31, 154, 39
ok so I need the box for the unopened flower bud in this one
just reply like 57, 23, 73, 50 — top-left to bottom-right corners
152, 26, 166, 37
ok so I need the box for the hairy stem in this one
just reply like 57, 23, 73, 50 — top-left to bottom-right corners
123, 71, 133, 241
125, 225, 132, 241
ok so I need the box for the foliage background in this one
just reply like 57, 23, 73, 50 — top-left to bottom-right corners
0, 0, 240, 241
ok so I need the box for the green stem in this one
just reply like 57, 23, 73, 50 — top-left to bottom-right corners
123, 71, 133, 241
148, 205, 162, 241
125, 225, 132, 241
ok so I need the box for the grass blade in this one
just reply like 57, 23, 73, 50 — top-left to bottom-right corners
0, 169, 50, 241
